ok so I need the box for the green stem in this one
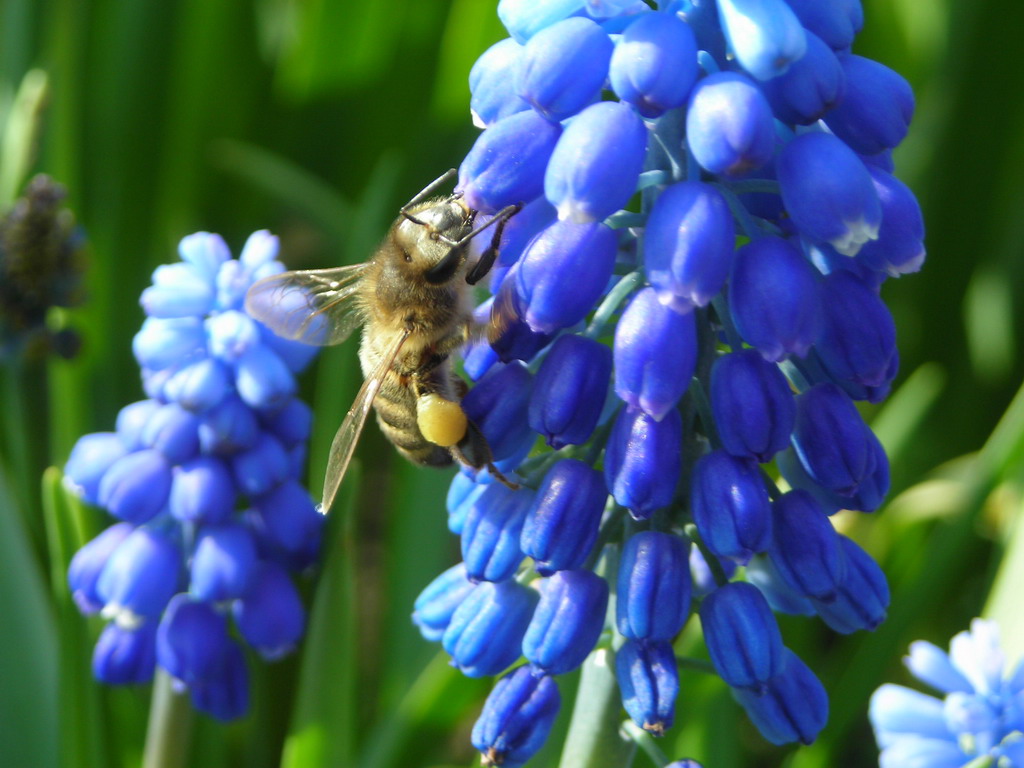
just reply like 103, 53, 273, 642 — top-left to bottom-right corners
142, 671, 193, 768
621, 720, 670, 767
585, 271, 644, 339
558, 648, 637, 768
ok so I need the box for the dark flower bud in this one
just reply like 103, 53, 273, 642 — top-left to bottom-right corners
614, 288, 697, 421
777, 132, 881, 256
161, 357, 230, 412
260, 398, 313, 446
462, 482, 535, 583
783, 0, 863, 50
491, 196, 558, 271
689, 546, 738, 599
169, 456, 236, 524
517, 18, 612, 122
189, 640, 249, 721
116, 400, 160, 450
691, 451, 772, 563
545, 101, 647, 223
609, 12, 699, 118
743, 554, 816, 616
812, 535, 888, 634
528, 334, 611, 449
189, 523, 257, 602
521, 459, 607, 575
156, 594, 231, 686
856, 166, 925, 277
442, 580, 538, 677
523, 569, 609, 675
470, 38, 530, 128
92, 622, 157, 685
140, 403, 201, 465
710, 350, 796, 463
617, 531, 691, 641
769, 490, 845, 602
230, 431, 290, 496
728, 236, 822, 361
462, 361, 535, 465
68, 522, 134, 614
759, 31, 845, 125
604, 407, 682, 519
488, 276, 556, 364
459, 110, 562, 213
717, 0, 806, 80
233, 562, 305, 659
732, 648, 828, 745
616, 639, 679, 735
63, 432, 128, 505
471, 666, 560, 768
686, 72, 774, 177
96, 528, 182, 623
644, 181, 735, 313
791, 383, 874, 497
250, 479, 322, 554
824, 54, 914, 155
412, 562, 476, 642
700, 581, 784, 691
98, 448, 172, 524
197, 394, 259, 454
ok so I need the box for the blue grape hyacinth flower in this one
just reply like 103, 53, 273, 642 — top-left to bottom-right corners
65, 231, 321, 721
416, 0, 925, 763
870, 619, 1024, 768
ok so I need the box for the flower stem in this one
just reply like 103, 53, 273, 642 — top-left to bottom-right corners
621, 720, 670, 767
142, 670, 193, 768
558, 648, 637, 768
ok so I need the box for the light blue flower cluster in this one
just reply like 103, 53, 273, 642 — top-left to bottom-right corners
64, 232, 322, 720
870, 620, 1024, 768
412, 0, 925, 764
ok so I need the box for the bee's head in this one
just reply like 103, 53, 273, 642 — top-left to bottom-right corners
391, 196, 475, 286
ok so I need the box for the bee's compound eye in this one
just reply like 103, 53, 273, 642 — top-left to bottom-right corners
416, 393, 468, 447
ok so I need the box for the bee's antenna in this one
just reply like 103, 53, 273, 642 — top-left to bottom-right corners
401, 169, 458, 224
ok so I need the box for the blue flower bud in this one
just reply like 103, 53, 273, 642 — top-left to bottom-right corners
132, 317, 206, 370
198, 395, 259, 454
447, 474, 489, 535
514, 220, 617, 333
251, 479, 322, 554
92, 622, 157, 685
689, 546, 738, 598
157, 594, 231, 685
777, 132, 881, 256
744, 554, 816, 615
140, 262, 215, 319
545, 101, 648, 223
812, 535, 888, 634
97, 528, 181, 623
616, 639, 679, 734
733, 649, 828, 746
617, 531, 691, 641
686, 72, 774, 177
230, 431, 290, 496
472, 666, 561, 768
234, 344, 296, 410
64, 432, 128, 504
528, 334, 611, 449
615, 288, 697, 421
492, 196, 558, 270
855, 167, 925, 277
691, 451, 772, 562
69, 522, 134, 614
442, 580, 538, 677
189, 640, 249, 721
498, 0, 586, 43
162, 357, 231, 412
116, 400, 160, 450
521, 459, 607, 575
464, 336, 501, 382
824, 54, 914, 155
459, 110, 563, 214
644, 181, 735, 313
609, 12, 699, 118
790, 383, 874, 496
716, 0, 807, 80
728, 236, 822, 361
98, 449, 172, 524
710, 350, 796, 462
169, 456, 236, 524
461, 482, 534, 583
604, 407, 682, 519
759, 31, 845, 125
462, 361, 535, 465
523, 569, 608, 675
141, 403, 200, 465
488, 277, 557, 364
178, 231, 231, 281
517, 18, 612, 122
815, 271, 897, 392
260, 398, 313, 447
700, 581, 784, 690
412, 562, 477, 642
769, 490, 845, 601
259, 323, 319, 374
190, 523, 257, 602
783, 0, 862, 51
470, 38, 531, 128
141, 366, 174, 401
233, 562, 305, 659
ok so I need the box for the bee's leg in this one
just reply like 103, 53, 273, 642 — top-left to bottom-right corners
465, 203, 522, 286
401, 169, 458, 226
449, 420, 520, 490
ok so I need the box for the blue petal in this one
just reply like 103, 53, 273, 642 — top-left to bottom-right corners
716, 0, 807, 80
522, 569, 608, 675
609, 12, 699, 118
471, 667, 561, 768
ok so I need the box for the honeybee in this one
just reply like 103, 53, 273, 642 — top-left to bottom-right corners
245, 170, 520, 513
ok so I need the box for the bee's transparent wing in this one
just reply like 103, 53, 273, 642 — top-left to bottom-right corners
320, 328, 411, 513
245, 265, 366, 346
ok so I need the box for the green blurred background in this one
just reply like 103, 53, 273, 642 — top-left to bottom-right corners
1, 0, 1023, 766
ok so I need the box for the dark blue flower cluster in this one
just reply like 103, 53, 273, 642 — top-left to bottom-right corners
64, 232, 322, 720
870, 620, 1024, 768
414, 0, 923, 764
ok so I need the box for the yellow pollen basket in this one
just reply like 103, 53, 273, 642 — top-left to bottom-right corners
416, 393, 468, 447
